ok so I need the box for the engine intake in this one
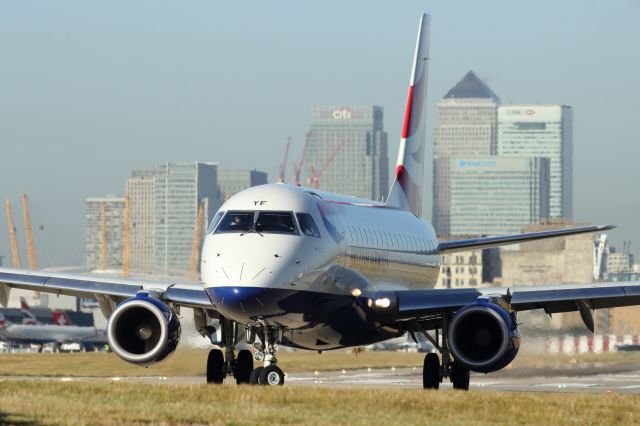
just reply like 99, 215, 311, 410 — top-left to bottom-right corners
107, 293, 181, 365
448, 300, 520, 373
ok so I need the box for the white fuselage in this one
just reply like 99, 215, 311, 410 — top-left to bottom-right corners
201, 184, 441, 349
0, 323, 99, 343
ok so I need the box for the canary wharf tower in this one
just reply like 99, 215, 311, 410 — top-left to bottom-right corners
307, 105, 388, 201
432, 71, 501, 236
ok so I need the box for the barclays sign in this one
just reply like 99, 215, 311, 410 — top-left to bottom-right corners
458, 160, 497, 168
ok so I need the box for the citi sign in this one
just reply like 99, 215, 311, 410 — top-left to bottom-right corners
332, 107, 352, 119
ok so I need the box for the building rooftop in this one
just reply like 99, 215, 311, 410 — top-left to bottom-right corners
443, 71, 500, 102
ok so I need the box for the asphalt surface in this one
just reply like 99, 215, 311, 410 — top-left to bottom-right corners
4, 365, 640, 393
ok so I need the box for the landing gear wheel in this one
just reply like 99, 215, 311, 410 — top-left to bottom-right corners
259, 365, 285, 386
423, 353, 440, 389
235, 350, 254, 384
450, 362, 470, 391
250, 367, 264, 385
206, 349, 225, 384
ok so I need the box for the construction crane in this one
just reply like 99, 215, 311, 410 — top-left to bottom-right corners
309, 139, 346, 189
122, 194, 131, 277
593, 234, 608, 281
5, 197, 22, 268
21, 193, 38, 270
277, 137, 292, 183
292, 131, 312, 186
189, 201, 205, 276
100, 202, 108, 270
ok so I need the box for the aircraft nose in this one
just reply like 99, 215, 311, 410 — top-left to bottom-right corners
202, 235, 306, 286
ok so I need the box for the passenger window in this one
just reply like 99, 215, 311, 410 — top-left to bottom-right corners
207, 211, 225, 233
296, 213, 321, 238
256, 212, 298, 234
216, 211, 253, 233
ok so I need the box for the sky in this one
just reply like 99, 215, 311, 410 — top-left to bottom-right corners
0, 1, 639, 267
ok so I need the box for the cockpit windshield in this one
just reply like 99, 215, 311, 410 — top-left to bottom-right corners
215, 211, 253, 233
214, 211, 298, 235
256, 212, 297, 234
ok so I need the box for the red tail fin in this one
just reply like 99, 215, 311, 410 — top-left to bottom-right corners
386, 14, 431, 217
20, 296, 38, 325
52, 310, 73, 326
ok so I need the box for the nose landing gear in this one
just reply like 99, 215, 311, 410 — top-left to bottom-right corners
202, 315, 285, 386
247, 322, 285, 386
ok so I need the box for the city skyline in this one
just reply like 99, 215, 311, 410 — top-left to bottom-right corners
1, 2, 638, 267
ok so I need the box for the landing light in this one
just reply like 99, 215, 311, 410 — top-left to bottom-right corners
351, 288, 362, 297
374, 298, 391, 308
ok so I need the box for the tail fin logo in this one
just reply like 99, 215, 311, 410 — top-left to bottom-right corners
20, 296, 38, 325
52, 310, 73, 326
385, 13, 431, 217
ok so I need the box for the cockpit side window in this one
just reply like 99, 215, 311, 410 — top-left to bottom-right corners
255, 212, 298, 235
207, 211, 225, 233
296, 213, 321, 238
215, 211, 253, 233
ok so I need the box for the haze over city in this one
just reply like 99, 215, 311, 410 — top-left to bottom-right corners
1, 1, 639, 267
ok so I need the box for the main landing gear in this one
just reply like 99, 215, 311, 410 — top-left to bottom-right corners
414, 318, 470, 391
203, 316, 285, 386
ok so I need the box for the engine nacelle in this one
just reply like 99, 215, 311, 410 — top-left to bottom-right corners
107, 293, 181, 365
448, 299, 520, 373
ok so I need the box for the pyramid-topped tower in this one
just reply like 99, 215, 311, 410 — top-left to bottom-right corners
432, 71, 501, 237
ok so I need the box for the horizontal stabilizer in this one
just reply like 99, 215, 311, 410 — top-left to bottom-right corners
436, 225, 615, 254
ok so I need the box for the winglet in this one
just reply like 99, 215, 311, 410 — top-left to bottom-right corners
386, 13, 431, 217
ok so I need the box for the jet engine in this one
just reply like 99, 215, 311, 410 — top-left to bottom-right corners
447, 299, 520, 373
107, 293, 181, 365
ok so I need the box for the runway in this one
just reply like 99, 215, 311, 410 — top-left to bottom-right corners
4, 364, 640, 393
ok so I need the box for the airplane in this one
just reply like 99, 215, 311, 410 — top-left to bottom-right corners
0, 13, 638, 389
19, 296, 38, 325
0, 303, 102, 348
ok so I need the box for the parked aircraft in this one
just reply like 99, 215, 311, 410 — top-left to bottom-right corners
0, 311, 100, 347
0, 14, 636, 389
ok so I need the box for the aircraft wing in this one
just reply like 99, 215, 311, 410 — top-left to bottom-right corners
436, 225, 615, 254
370, 281, 640, 331
0, 267, 212, 317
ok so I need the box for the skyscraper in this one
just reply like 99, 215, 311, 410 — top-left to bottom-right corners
153, 162, 220, 275
448, 157, 550, 236
84, 194, 125, 271
218, 169, 268, 201
432, 71, 501, 236
497, 105, 573, 219
308, 105, 388, 201
126, 169, 165, 274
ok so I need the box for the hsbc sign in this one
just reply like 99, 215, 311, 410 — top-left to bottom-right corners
332, 107, 352, 119
506, 109, 535, 116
